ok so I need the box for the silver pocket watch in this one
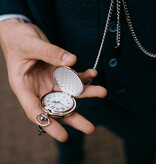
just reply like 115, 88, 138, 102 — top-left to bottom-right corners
41, 66, 83, 118
35, 66, 83, 133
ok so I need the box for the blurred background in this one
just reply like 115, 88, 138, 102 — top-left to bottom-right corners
0, 48, 125, 164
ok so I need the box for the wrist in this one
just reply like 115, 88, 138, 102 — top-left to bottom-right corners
0, 18, 28, 30
0, 18, 18, 29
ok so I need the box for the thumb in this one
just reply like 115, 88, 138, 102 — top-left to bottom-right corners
29, 39, 77, 66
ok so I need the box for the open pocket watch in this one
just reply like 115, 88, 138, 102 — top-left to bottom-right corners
40, 66, 83, 119
35, 66, 83, 131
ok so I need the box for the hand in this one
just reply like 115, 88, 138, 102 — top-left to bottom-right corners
0, 18, 107, 142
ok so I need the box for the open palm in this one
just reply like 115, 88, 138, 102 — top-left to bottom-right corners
0, 18, 107, 142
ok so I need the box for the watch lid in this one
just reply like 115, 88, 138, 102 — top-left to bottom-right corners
53, 66, 83, 96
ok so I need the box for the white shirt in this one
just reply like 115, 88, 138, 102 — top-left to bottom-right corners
0, 14, 31, 22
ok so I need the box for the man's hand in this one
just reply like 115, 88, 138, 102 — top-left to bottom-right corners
0, 18, 107, 142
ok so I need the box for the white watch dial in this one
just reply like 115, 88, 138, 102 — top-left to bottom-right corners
43, 92, 74, 113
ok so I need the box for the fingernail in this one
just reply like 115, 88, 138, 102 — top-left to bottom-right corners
62, 53, 74, 63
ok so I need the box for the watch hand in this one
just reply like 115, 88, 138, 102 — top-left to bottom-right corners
52, 99, 62, 107
58, 101, 68, 108
53, 101, 60, 107
51, 101, 59, 103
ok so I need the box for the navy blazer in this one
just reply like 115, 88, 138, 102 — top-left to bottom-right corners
0, 0, 156, 144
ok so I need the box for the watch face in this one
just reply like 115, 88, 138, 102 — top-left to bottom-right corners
41, 92, 75, 115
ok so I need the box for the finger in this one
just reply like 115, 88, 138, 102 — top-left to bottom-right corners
27, 38, 77, 67
60, 112, 95, 135
78, 69, 98, 83
16, 89, 68, 142
76, 85, 107, 98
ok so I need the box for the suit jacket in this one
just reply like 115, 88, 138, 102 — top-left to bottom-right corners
0, 0, 156, 144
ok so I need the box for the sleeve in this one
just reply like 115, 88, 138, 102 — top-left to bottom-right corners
0, 0, 32, 20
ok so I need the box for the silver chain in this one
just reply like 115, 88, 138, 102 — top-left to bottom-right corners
116, 0, 121, 47
93, 0, 156, 71
122, 0, 156, 58
93, 0, 115, 70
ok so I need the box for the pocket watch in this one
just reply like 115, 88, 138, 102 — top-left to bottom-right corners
40, 66, 83, 118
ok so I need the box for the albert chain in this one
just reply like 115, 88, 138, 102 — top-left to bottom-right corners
94, 0, 156, 71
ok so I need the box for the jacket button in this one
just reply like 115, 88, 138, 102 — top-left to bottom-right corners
109, 58, 118, 67
109, 22, 117, 32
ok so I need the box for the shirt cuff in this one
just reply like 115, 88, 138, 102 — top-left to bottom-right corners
0, 14, 31, 22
